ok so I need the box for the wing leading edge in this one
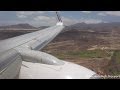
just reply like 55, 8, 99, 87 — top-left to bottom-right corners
0, 22, 64, 53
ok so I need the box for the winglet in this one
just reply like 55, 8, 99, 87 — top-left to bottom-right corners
56, 22, 63, 25
56, 11, 63, 26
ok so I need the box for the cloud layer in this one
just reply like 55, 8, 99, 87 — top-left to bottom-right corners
0, 11, 120, 27
15, 11, 105, 26
16, 11, 79, 26
98, 11, 120, 16
79, 18, 104, 24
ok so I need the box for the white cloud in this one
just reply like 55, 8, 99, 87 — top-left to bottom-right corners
48, 11, 55, 12
16, 11, 35, 18
33, 15, 78, 26
15, 11, 105, 26
16, 11, 59, 26
37, 11, 45, 14
62, 17, 78, 25
16, 11, 45, 19
98, 12, 107, 16
105, 11, 120, 16
18, 11, 35, 15
81, 11, 91, 14
33, 16, 56, 26
32, 17, 104, 26
79, 18, 104, 24
98, 11, 120, 16
17, 14, 27, 18
34, 16, 51, 21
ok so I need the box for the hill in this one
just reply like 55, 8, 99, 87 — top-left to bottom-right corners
0, 23, 38, 30
38, 26, 50, 30
65, 22, 120, 32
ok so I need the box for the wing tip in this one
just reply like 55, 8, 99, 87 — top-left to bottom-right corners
56, 22, 63, 26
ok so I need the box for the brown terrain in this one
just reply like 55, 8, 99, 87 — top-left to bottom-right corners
42, 30, 111, 75
1, 23, 120, 76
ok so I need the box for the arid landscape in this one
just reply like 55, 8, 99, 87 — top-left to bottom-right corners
1, 23, 120, 76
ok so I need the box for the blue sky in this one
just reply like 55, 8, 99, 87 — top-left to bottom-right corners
0, 11, 120, 27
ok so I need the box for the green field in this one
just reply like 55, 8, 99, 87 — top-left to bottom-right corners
52, 50, 112, 59
107, 50, 120, 75
111, 50, 120, 63
50, 49, 120, 76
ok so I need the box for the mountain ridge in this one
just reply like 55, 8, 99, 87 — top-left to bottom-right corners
0, 23, 38, 30
65, 22, 120, 32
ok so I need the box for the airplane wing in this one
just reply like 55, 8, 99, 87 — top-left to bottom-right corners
0, 22, 64, 53
0, 22, 65, 78
0, 12, 97, 79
